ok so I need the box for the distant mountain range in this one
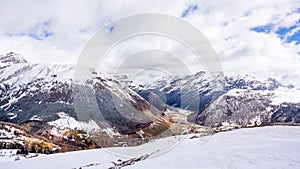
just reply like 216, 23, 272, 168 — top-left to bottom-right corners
120, 61, 300, 129
0, 52, 300, 144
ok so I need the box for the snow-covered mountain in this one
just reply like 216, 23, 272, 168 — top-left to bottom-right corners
199, 88, 300, 129
124, 71, 300, 129
1, 52, 300, 148
0, 52, 27, 68
0, 52, 162, 135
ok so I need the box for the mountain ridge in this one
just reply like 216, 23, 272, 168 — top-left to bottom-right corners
1, 52, 300, 147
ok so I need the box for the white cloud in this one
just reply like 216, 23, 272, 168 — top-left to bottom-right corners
0, 0, 300, 84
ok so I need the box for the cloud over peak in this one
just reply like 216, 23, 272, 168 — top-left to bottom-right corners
0, 0, 299, 84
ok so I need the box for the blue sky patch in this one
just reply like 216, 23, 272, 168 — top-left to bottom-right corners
5, 20, 54, 41
287, 29, 300, 44
28, 20, 54, 40
275, 25, 297, 39
28, 30, 54, 41
251, 21, 300, 45
250, 7, 300, 45
250, 24, 274, 33
181, 5, 199, 18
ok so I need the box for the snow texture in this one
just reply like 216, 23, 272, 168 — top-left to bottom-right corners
0, 126, 300, 169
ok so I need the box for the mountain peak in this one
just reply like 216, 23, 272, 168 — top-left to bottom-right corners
0, 52, 28, 64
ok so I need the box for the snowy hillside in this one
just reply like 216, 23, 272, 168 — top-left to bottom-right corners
1, 126, 300, 169
128, 71, 300, 128
0, 52, 206, 150
0, 52, 162, 135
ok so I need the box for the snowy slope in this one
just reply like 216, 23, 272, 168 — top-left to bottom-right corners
0, 52, 161, 134
1, 126, 300, 169
130, 126, 300, 169
197, 87, 300, 128
126, 71, 300, 127
141, 71, 296, 112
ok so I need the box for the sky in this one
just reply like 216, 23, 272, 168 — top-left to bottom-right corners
0, 0, 300, 84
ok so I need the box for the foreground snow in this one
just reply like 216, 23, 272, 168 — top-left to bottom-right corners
1, 126, 300, 169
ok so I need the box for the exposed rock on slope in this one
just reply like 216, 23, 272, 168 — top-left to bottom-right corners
0, 53, 161, 135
